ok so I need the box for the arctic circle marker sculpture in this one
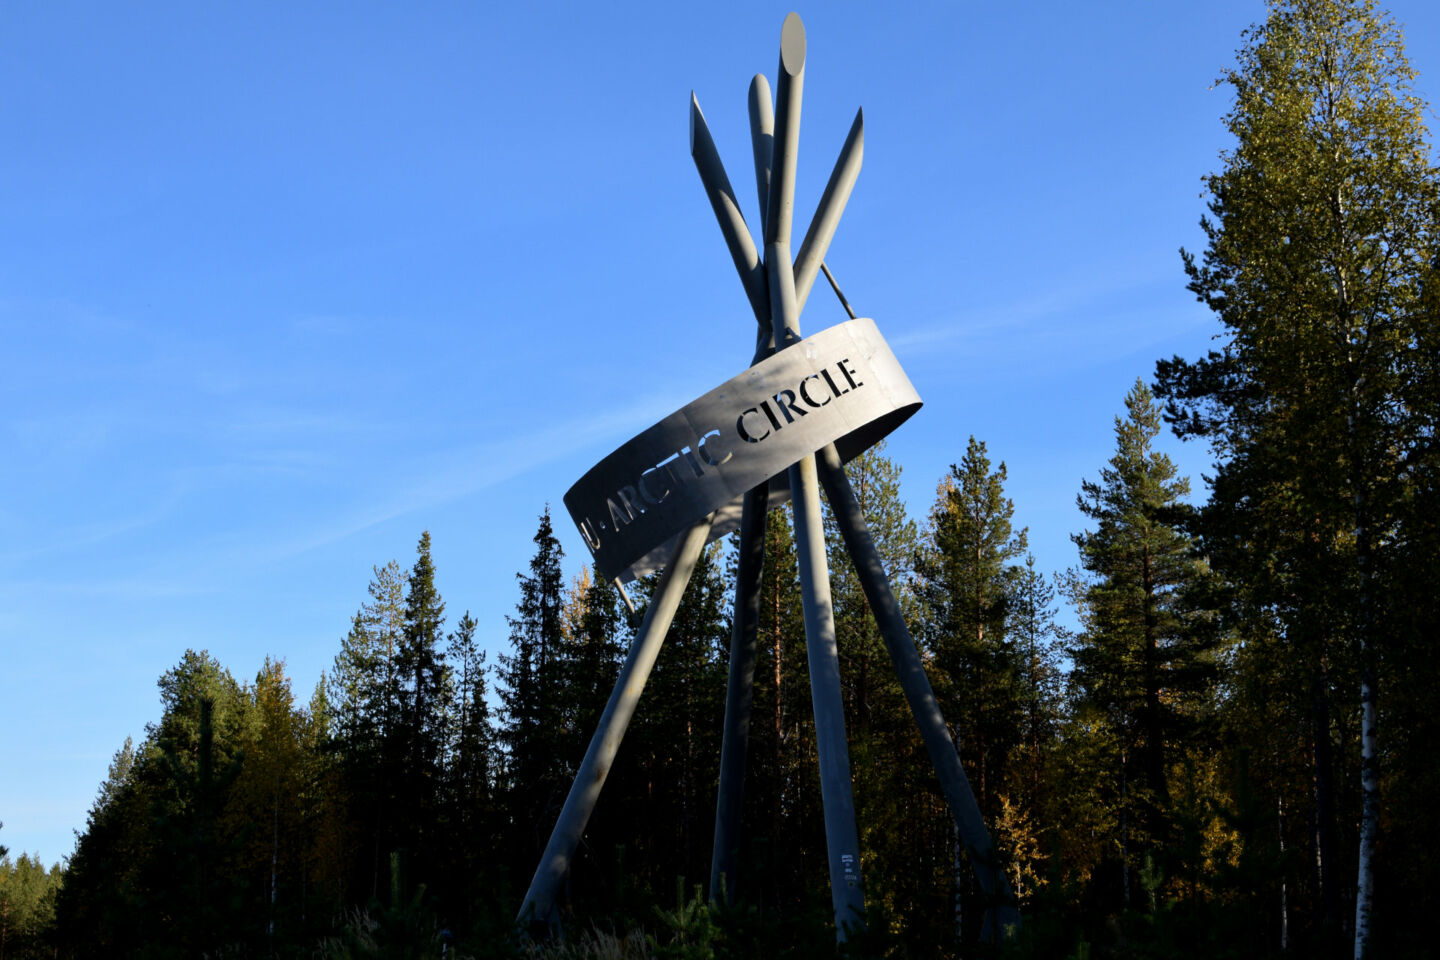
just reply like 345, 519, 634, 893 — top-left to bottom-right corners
519, 13, 1020, 944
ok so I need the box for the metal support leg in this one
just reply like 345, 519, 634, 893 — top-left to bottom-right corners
693, 13, 875, 939
517, 514, 716, 929
709, 481, 768, 904
790, 452, 867, 935
816, 444, 1020, 938
768, 15, 866, 939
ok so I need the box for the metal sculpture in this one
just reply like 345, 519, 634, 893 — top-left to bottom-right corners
518, 12, 1019, 944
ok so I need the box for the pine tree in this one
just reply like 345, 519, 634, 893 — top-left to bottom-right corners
59, 651, 345, 956
1153, 2, 1439, 951
1065, 380, 1216, 899
0, 850, 65, 959
147, 662, 250, 954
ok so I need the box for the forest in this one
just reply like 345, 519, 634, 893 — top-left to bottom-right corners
4, 0, 1439, 956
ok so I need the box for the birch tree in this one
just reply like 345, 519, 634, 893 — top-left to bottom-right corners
1155, 2, 1439, 953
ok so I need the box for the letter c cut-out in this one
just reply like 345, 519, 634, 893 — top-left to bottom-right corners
698, 429, 733, 466
737, 408, 770, 443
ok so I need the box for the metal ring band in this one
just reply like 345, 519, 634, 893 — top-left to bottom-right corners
564, 317, 921, 582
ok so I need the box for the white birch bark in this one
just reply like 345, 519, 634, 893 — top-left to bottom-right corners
1353, 664, 1377, 959
1278, 796, 1288, 952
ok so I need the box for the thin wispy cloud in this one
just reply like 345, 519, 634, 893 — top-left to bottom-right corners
889, 271, 1199, 361
250, 388, 687, 563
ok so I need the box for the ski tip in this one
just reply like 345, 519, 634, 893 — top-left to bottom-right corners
780, 13, 806, 76
688, 92, 705, 154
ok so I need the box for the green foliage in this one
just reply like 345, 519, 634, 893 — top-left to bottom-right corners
518, 925, 647, 959
0, 849, 64, 959
630, 544, 728, 891
825, 441, 920, 738
918, 436, 1028, 816
646, 880, 718, 960
497, 508, 571, 846
1155, 0, 1440, 952
1063, 379, 1218, 890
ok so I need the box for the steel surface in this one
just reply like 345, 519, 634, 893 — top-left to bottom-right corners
747, 74, 774, 240
709, 480, 767, 905
563, 316, 920, 583
762, 12, 868, 935
793, 109, 863, 316
790, 450, 866, 931
690, 94, 769, 336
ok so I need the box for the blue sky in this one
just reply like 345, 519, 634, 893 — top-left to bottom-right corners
4, 1, 1438, 865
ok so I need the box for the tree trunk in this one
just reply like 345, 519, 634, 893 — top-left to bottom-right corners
1312, 662, 1338, 935
1029, 654, 1040, 807
772, 596, 784, 903
1353, 488, 1378, 960
270, 793, 279, 940
1141, 543, 1169, 846
1120, 743, 1130, 908
1278, 795, 1289, 952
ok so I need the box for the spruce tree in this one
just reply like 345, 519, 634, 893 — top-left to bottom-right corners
640, 541, 728, 889
918, 436, 1027, 812
1004, 552, 1062, 898
55, 736, 152, 956
395, 531, 450, 875
496, 508, 570, 871
448, 610, 493, 823
444, 609, 496, 922
328, 560, 407, 900
916, 437, 1028, 944
560, 568, 625, 765
824, 440, 919, 737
